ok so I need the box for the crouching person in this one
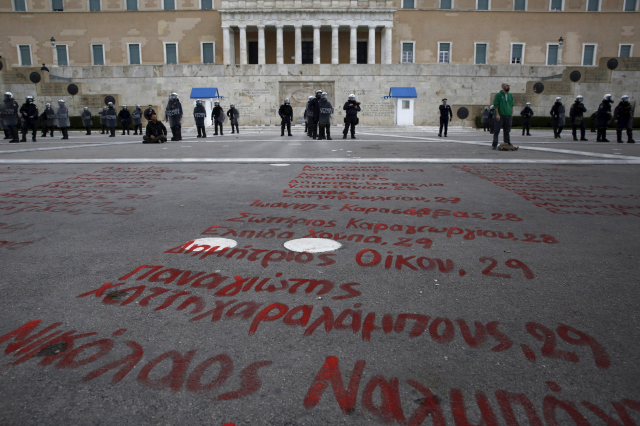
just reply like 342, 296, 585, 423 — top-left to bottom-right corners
142, 113, 167, 143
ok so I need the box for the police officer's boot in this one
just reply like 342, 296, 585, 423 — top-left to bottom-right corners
522, 128, 525, 136
628, 129, 635, 144
202, 128, 207, 138
526, 127, 531, 136
121, 129, 126, 135
281, 124, 285, 137
326, 127, 332, 140
602, 129, 609, 142
343, 126, 348, 139
101, 126, 105, 134
219, 125, 223, 136
41, 130, 46, 138
20, 132, 27, 142
617, 129, 623, 143
50, 129, 54, 137
197, 127, 202, 138
62, 129, 69, 140
3, 130, 10, 140
553, 127, 558, 139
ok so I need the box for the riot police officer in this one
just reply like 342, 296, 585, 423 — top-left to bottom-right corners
194, 99, 207, 138
614, 95, 635, 143
279, 98, 293, 137
165, 93, 183, 141
305, 96, 314, 137
81, 107, 92, 135
132, 105, 143, 135
118, 105, 131, 135
438, 98, 452, 137
309, 89, 322, 139
105, 101, 117, 138
318, 92, 333, 140
19, 95, 38, 142
596, 94, 614, 142
550, 97, 565, 139
520, 102, 534, 136
570, 95, 588, 141
143, 104, 156, 121
227, 104, 239, 134
100, 106, 108, 134
56, 99, 70, 140
343, 94, 360, 139
1, 92, 19, 143
212, 100, 224, 136
41, 103, 55, 137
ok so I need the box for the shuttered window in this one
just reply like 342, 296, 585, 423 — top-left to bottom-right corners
164, 0, 175, 9
475, 43, 487, 64
165, 43, 177, 64
19, 45, 31, 66
587, 0, 599, 10
514, 0, 526, 10
92, 45, 104, 65
52, 0, 64, 10
89, 0, 100, 11
511, 44, 523, 64
624, 0, 636, 10
550, 0, 562, 10
583, 45, 595, 66
57, 45, 68, 66
126, 0, 137, 10
547, 45, 558, 65
129, 44, 140, 64
619, 45, 632, 57
14, 0, 27, 11
201, 0, 212, 8
478, 0, 489, 10
202, 43, 214, 63
440, 0, 452, 8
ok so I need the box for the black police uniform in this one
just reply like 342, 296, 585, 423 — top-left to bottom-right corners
132, 107, 143, 135
596, 100, 613, 142
590, 112, 597, 133
343, 100, 361, 139
41, 106, 56, 137
1, 97, 20, 143
279, 103, 293, 136
194, 104, 207, 138
309, 94, 321, 139
318, 99, 333, 140
614, 101, 635, 143
19, 101, 38, 142
569, 101, 587, 141
227, 107, 239, 134
550, 102, 565, 138
105, 106, 117, 137
81, 110, 92, 135
212, 105, 224, 135
118, 108, 131, 135
520, 107, 534, 136
99, 108, 108, 134
438, 103, 452, 137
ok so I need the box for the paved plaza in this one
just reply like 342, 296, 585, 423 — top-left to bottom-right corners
1, 127, 639, 425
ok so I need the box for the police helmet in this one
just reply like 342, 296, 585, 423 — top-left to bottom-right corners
308, 96, 314, 101
4, 92, 13, 99
196, 99, 202, 105
315, 89, 322, 95
214, 101, 220, 106
123, 105, 127, 109
284, 98, 290, 104
490, 105, 494, 109
26, 95, 34, 103
576, 95, 583, 102
230, 104, 235, 108
103, 106, 107, 110
604, 94, 613, 101
84, 107, 89, 111
136, 104, 140, 108
46, 103, 51, 107
108, 101, 113, 107
555, 97, 562, 102
321, 92, 328, 100
526, 102, 531, 106
170, 93, 178, 100
621, 95, 630, 102
349, 94, 356, 101
58, 100, 65, 105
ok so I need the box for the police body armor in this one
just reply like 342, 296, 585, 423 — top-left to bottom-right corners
43, 107, 56, 126
166, 101, 183, 127
551, 103, 565, 127
56, 106, 70, 128
82, 111, 92, 126
105, 107, 117, 128
132, 108, 143, 126
194, 105, 207, 127
318, 100, 333, 126
1, 99, 18, 126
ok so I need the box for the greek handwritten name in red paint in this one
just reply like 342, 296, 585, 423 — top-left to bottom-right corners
0, 320, 271, 399
225, 212, 337, 228
282, 190, 444, 202
0, 239, 37, 250
0, 222, 34, 234
303, 356, 631, 425
76, 287, 611, 370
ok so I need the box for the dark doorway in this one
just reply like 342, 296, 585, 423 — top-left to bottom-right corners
357, 41, 368, 64
302, 41, 313, 64
248, 41, 258, 64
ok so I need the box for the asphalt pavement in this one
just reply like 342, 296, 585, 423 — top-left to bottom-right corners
1, 126, 639, 426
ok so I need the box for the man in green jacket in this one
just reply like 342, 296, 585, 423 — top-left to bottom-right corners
492, 82, 515, 149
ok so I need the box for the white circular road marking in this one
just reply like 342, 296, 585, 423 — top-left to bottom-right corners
188, 238, 237, 252
270, 163, 290, 166
284, 238, 342, 253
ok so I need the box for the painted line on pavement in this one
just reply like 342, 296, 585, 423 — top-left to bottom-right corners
0, 141, 141, 154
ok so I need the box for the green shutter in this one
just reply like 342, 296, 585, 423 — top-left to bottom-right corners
548, 45, 558, 65
624, 0, 636, 10
126, 0, 138, 10
201, 0, 212, 8
14, 0, 26, 11
514, 0, 526, 10
476, 44, 486, 64
52, 0, 63, 10
89, 0, 100, 11
164, 0, 175, 9
587, 0, 598, 10
620, 45, 631, 57
202, 43, 214, 63
441, 0, 451, 8
478, 0, 489, 10
19, 45, 31, 66
56, 45, 68, 66
583, 45, 595, 65
92, 45, 104, 65
166, 44, 177, 64
550, 0, 562, 9
129, 44, 140, 64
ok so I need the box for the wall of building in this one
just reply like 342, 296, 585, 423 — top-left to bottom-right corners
2, 59, 638, 127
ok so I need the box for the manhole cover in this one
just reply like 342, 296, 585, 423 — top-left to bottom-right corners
533, 82, 544, 94
37, 342, 67, 357
456, 107, 469, 120
569, 71, 581, 82
607, 58, 618, 70
29, 72, 41, 84
104, 95, 116, 105
67, 84, 79, 95
106, 290, 129, 300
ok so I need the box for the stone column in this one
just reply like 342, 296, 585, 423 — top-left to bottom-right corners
350, 25, 357, 64
258, 25, 266, 65
331, 25, 339, 64
313, 25, 321, 64
276, 25, 284, 65
384, 26, 392, 64
239, 25, 247, 65
368, 25, 376, 64
222, 26, 231, 65
295, 25, 302, 65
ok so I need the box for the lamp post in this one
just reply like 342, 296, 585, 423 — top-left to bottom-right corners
557, 36, 563, 65
51, 37, 58, 67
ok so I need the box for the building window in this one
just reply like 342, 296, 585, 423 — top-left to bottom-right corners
89, 0, 100, 11
475, 43, 487, 64
440, 0, 452, 8
201, 42, 214, 63
438, 42, 450, 63
302, 41, 314, 64
619, 44, 633, 57
356, 41, 367, 64
550, 0, 562, 10
18, 45, 32, 66
514, 0, 526, 10
164, 43, 178, 64
624, 0, 637, 10
401, 42, 414, 63
582, 44, 596, 66
402, 100, 410, 109
587, 0, 599, 10
477, 0, 489, 9
402, 0, 415, 7
91, 44, 105, 65
248, 41, 258, 64
511, 43, 524, 64
547, 44, 558, 65
52, 0, 64, 10
56, 45, 69, 66
126, 0, 137, 10
14, 0, 27, 11
201, 0, 212, 8
163, 0, 175, 9
128, 43, 141, 64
